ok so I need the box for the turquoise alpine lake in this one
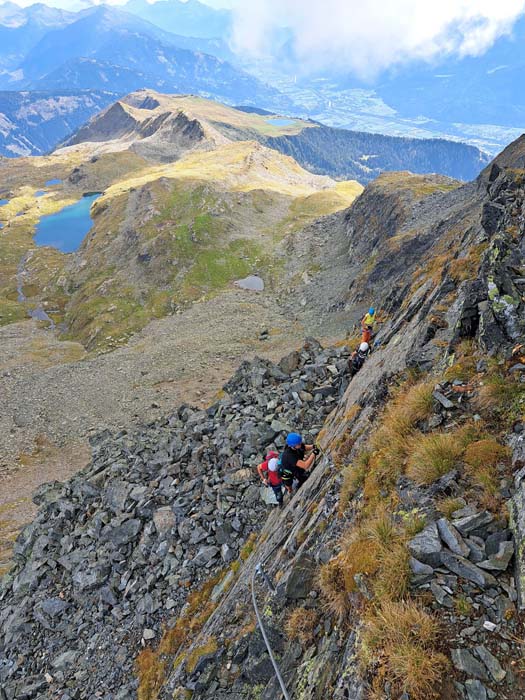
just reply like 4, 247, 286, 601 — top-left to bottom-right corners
34, 193, 101, 253
267, 118, 295, 126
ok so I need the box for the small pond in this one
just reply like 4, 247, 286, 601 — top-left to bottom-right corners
45, 178, 62, 186
34, 193, 102, 253
234, 274, 264, 291
0, 199, 9, 207
35, 190, 46, 197
267, 118, 295, 127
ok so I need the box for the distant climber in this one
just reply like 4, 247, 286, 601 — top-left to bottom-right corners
349, 341, 370, 377
361, 307, 376, 344
257, 451, 284, 507
280, 433, 319, 493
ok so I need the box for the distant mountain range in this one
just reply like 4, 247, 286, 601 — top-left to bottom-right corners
59, 90, 489, 183
0, 89, 116, 156
0, 0, 523, 159
123, 0, 232, 40
0, 4, 289, 115
0, 87, 490, 179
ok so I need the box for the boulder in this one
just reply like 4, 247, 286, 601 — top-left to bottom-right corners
103, 519, 142, 546
437, 518, 470, 557
153, 507, 176, 537
453, 511, 493, 536
474, 645, 506, 683
193, 546, 219, 567
440, 552, 497, 588
465, 679, 487, 700
408, 522, 442, 567
409, 557, 434, 586
285, 554, 316, 599
451, 648, 488, 679
478, 541, 514, 571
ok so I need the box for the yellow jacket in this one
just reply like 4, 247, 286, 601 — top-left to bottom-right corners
362, 312, 376, 328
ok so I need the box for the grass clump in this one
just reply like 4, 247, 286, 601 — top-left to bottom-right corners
454, 595, 473, 617
406, 432, 463, 485
285, 607, 319, 645
318, 556, 349, 621
319, 511, 410, 620
464, 438, 510, 499
338, 451, 370, 515
444, 339, 478, 382
437, 496, 465, 519
475, 372, 525, 420
360, 600, 448, 700
185, 638, 218, 674
364, 379, 435, 498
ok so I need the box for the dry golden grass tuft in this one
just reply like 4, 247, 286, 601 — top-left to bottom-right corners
361, 600, 448, 700
437, 496, 465, 519
444, 339, 479, 382
334, 510, 410, 604
372, 543, 411, 602
406, 432, 463, 485
475, 372, 525, 418
449, 244, 488, 283
338, 451, 370, 515
464, 438, 510, 471
285, 607, 319, 645
464, 438, 510, 499
317, 556, 350, 621
357, 380, 435, 509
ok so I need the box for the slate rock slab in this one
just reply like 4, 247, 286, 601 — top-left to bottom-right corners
451, 648, 488, 679
285, 554, 316, 599
478, 541, 514, 571
437, 518, 470, 557
508, 482, 525, 609
408, 522, 442, 567
453, 511, 493, 536
474, 645, 506, 683
441, 551, 497, 588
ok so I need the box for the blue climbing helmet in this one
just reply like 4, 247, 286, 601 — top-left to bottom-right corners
369, 307, 375, 315
286, 432, 302, 447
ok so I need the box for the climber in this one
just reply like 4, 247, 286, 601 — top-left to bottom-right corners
349, 341, 370, 377
361, 307, 376, 344
280, 433, 319, 493
257, 451, 284, 507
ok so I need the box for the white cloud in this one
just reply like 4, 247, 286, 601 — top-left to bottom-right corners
230, 0, 525, 77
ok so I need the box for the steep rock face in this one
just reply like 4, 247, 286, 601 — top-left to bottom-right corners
66, 102, 143, 145
156, 143, 525, 700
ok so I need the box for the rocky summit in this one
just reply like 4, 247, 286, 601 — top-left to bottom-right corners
1, 125, 525, 700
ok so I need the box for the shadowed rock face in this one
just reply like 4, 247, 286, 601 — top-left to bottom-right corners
0, 137, 524, 700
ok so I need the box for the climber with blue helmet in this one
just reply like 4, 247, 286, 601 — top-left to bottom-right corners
361, 306, 377, 344
280, 432, 319, 493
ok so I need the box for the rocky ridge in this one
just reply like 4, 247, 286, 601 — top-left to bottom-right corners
1, 136, 525, 700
